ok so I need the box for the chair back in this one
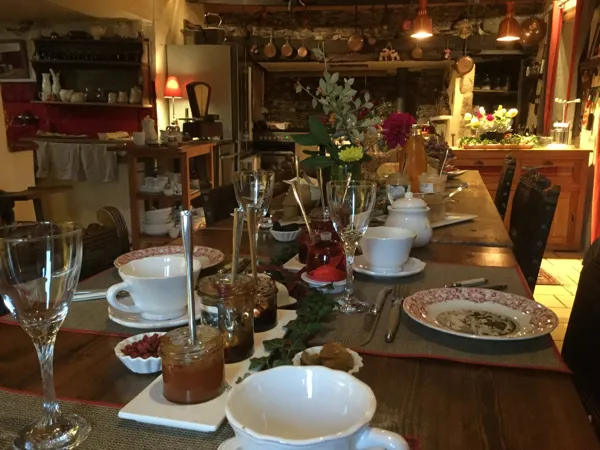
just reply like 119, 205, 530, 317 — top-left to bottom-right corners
509, 169, 560, 292
562, 239, 600, 435
202, 184, 238, 226
494, 156, 516, 220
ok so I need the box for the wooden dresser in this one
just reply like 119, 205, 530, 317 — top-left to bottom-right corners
454, 148, 591, 251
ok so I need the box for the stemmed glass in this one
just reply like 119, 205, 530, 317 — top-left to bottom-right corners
232, 170, 275, 273
327, 181, 377, 314
0, 222, 91, 449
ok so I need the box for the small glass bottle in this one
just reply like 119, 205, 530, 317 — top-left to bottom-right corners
297, 208, 340, 264
160, 326, 225, 405
403, 124, 428, 193
197, 273, 255, 364
306, 231, 346, 282
254, 276, 278, 332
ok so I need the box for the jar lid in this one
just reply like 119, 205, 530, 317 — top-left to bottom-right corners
197, 273, 255, 298
390, 191, 428, 210
161, 325, 223, 354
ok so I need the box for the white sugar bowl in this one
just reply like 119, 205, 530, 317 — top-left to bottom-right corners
385, 191, 432, 247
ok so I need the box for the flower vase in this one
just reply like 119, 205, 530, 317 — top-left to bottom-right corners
331, 163, 361, 181
41, 73, 52, 101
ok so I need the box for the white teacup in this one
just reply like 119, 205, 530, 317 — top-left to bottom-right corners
226, 366, 408, 450
107, 255, 201, 320
360, 226, 416, 272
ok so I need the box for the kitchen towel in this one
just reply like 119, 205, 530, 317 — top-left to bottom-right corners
80, 144, 118, 182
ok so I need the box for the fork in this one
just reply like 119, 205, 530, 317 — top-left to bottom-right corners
385, 284, 409, 343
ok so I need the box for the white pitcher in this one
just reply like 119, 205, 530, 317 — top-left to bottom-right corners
40, 73, 52, 101
49, 69, 61, 97
385, 191, 432, 247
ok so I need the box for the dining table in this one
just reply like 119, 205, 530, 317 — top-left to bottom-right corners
0, 172, 597, 450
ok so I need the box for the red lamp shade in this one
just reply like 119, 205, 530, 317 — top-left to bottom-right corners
164, 76, 182, 98
411, 0, 433, 39
497, 2, 521, 42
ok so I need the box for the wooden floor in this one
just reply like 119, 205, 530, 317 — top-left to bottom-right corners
537, 251, 583, 353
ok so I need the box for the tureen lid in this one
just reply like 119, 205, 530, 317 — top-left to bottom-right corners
390, 191, 428, 210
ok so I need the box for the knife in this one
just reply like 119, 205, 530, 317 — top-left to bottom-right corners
73, 289, 106, 302
360, 286, 393, 346
485, 284, 508, 291
385, 286, 407, 344
445, 277, 488, 288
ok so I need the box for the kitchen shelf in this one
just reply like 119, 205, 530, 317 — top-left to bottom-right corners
32, 59, 144, 67
259, 60, 453, 74
430, 115, 453, 122
137, 190, 201, 201
31, 101, 152, 108
473, 90, 519, 94
34, 38, 144, 45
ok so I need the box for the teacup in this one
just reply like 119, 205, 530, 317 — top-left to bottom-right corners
360, 226, 416, 272
106, 255, 201, 320
226, 366, 408, 450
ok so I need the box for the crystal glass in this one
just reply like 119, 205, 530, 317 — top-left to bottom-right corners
0, 222, 91, 449
326, 181, 377, 314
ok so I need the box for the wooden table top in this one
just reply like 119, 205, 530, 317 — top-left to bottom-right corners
0, 177, 596, 449
207, 171, 513, 248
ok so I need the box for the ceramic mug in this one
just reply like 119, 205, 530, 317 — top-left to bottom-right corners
70, 92, 86, 103
106, 255, 201, 320
360, 226, 416, 272
107, 92, 118, 104
226, 366, 409, 450
117, 91, 128, 103
132, 131, 145, 146
59, 89, 74, 102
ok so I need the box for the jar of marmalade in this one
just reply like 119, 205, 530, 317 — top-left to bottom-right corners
197, 274, 255, 364
159, 326, 225, 405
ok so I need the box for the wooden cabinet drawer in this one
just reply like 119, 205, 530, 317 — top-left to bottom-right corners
456, 157, 506, 168
519, 159, 577, 182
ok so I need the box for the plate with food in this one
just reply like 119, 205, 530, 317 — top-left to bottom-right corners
403, 288, 558, 341
292, 342, 363, 374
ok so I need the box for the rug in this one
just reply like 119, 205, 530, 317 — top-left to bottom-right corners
537, 268, 560, 285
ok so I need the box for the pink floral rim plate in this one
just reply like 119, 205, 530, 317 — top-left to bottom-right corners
114, 246, 225, 270
403, 288, 559, 341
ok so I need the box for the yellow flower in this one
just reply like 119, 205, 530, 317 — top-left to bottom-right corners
507, 108, 518, 118
338, 146, 364, 163
464, 113, 472, 122
470, 117, 481, 128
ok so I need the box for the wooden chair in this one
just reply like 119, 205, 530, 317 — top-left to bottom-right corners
562, 238, 600, 437
494, 156, 516, 220
201, 184, 238, 226
508, 169, 561, 292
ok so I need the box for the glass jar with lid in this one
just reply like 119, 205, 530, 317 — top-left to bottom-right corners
297, 208, 340, 264
197, 273, 255, 364
159, 326, 225, 405
254, 276, 278, 332
306, 230, 346, 283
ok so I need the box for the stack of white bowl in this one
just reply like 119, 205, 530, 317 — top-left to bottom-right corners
143, 207, 174, 236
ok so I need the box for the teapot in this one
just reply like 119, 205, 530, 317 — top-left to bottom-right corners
384, 190, 432, 247
59, 89, 74, 102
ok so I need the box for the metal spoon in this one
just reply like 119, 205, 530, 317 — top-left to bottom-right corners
180, 210, 197, 345
290, 182, 312, 236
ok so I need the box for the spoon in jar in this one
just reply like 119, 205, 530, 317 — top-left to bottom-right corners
180, 210, 198, 345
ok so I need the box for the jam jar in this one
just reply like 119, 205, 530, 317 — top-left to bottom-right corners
197, 274, 255, 364
297, 208, 340, 264
254, 276, 278, 332
159, 326, 225, 405
306, 231, 346, 282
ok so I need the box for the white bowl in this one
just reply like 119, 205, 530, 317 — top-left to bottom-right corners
145, 207, 173, 217
270, 228, 301, 242
144, 215, 173, 224
300, 272, 346, 294
114, 332, 165, 374
292, 345, 363, 375
226, 366, 407, 450
142, 222, 173, 236
360, 226, 416, 272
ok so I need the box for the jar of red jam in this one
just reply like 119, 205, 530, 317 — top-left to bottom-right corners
159, 326, 225, 405
254, 276, 278, 332
297, 208, 340, 264
306, 231, 346, 282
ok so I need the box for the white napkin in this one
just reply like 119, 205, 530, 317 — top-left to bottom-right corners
80, 144, 118, 182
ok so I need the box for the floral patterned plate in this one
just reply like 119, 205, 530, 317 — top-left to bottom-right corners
403, 288, 558, 341
114, 246, 225, 270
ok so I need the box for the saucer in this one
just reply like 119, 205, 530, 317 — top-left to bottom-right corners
353, 256, 426, 278
301, 272, 346, 294
218, 438, 239, 450
108, 295, 203, 329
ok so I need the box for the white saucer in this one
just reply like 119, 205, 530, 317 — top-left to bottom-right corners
218, 438, 239, 450
353, 256, 426, 278
301, 272, 346, 294
108, 295, 203, 329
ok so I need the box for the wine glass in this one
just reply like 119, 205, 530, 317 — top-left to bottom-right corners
233, 170, 275, 248
0, 222, 91, 449
326, 181, 377, 314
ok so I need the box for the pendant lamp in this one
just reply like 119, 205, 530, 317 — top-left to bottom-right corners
411, 0, 433, 39
497, 1, 521, 42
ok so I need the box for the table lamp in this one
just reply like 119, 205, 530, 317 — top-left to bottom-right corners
164, 76, 182, 126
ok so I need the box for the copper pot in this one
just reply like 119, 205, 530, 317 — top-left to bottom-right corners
520, 17, 546, 46
264, 34, 277, 59
281, 38, 295, 58
454, 39, 474, 76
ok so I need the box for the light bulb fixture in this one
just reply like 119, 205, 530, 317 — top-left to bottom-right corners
497, 1, 521, 42
411, 0, 433, 39
164, 76, 182, 126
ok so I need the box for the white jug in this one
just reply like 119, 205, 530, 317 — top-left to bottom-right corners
141, 116, 158, 144
384, 191, 432, 247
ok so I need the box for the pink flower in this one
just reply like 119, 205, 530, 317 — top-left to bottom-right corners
476, 111, 483, 119
382, 112, 416, 149
486, 114, 494, 121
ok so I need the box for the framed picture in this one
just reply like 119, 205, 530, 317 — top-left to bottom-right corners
0, 40, 29, 82
589, 25, 600, 59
